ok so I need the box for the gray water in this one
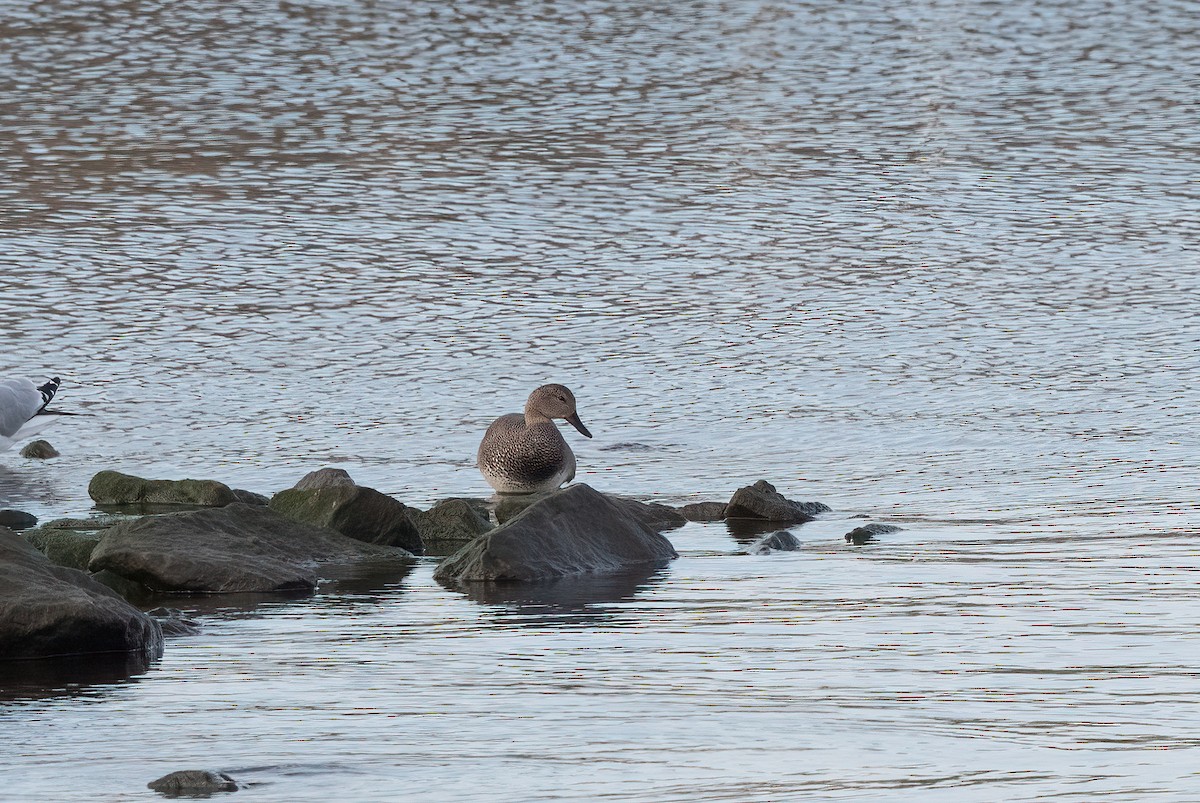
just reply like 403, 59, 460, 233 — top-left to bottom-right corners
2, 0, 1200, 799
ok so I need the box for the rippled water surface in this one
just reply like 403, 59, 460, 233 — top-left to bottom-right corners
2, 0, 1199, 799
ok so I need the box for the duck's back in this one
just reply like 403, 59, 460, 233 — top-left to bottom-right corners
477, 413, 574, 493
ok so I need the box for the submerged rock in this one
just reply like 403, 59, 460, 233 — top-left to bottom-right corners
0, 526, 163, 661
88, 470, 238, 507
435, 484, 677, 583
19, 439, 58, 459
748, 530, 802, 554
678, 501, 728, 522
147, 770, 238, 795
269, 484, 423, 554
89, 503, 414, 594
292, 467, 356, 490
725, 480, 830, 523
0, 509, 37, 530
146, 608, 201, 637
410, 498, 493, 556
22, 528, 100, 571
845, 523, 902, 545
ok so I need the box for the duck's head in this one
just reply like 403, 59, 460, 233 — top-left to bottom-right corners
526, 383, 592, 438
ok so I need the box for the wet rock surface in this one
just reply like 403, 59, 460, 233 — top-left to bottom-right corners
435, 484, 677, 583
845, 523, 902, 545
609, 495, 688, 531
88, 470, 238, 507
0, 509, 37, 530
90, 503, 414, 593
725, 480, 830, 523
21, 528, 100, 571
0, 526, 163, 660
269, 484, 423, 554
678, 501, 728, 521
147, 769, 238, 795
411, 498, 493, 556
748, 530, 802, 554
292, 467, 357, 490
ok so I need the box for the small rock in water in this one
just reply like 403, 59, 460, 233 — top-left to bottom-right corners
19, 439, 59, 459
88, 470, 238, 507
269, 484, 423, 553
844, 523, 902, 545
0, 510, 38, 530
749, 530, 802, 554
146, 607, 201, 636
410, 497, 494, 556
292, 467, 356, 490
678, 501, 728, 522
725, 480, 830, 523
147, 770, 238, 795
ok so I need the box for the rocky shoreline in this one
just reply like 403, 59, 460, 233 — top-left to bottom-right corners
1, 470, 902, 666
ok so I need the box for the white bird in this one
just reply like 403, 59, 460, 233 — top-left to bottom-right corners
0, 376, 63, 451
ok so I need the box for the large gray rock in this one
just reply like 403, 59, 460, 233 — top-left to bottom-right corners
148, 770, 238, 795
725, 480, 830, 523
410, 498, 493, 556
89, 470, 238, 507
0, 527, 163, 660
269, 484, 423, 554
293, 467, 356, 490
89, 503, 414, 593
435, 484, 678, 583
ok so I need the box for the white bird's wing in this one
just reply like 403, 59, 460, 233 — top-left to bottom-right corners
0, 377, 44, 440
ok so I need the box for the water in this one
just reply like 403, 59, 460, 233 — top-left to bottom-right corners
2, 0, 1199, 798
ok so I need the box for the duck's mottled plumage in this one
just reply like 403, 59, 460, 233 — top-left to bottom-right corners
477, 384, 592, 494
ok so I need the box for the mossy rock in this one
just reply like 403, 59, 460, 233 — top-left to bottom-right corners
88, 471, 237, 507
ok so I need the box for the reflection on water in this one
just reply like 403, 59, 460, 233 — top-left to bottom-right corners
2, 0, 1199, 798
452, 565, 667, 627
0, 652, 153, 703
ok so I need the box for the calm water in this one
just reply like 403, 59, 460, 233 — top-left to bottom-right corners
2, 0, 1199, 799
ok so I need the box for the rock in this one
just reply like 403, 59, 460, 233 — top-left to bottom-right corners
748, 530, 802, 554
147, 770, 238, 795
269, 485, 423, 554
845, 523, 902, 545
410, 498, 493, 556
725, 480, 830, 523
494, 492, 551, 524
88, 470, 238, 507
0, 526, 163, 660
38, 515, 128, 531
678, 501, 728, 522
292, 467, 356, 490
231, 489, 269, 506
22, 528, 100, 571
89, 503, 414, 593
146, 608, 201, 636
435, 484, 678, 583
91, 569, 158, 604
0, 509, 37, 530
19, 439, 58, 459
609, 495, 687, 531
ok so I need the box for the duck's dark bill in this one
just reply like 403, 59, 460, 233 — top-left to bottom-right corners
566, 413, 592, 438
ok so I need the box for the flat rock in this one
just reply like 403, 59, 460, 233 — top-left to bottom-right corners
679, 501, 728, 522
89, 503, 414, 593
148, 770, 238, 795
435, 484, 678, 583
89, 470, 238, 507
0, 527, 163, 660
845, 523, 903, 545
749, 530, 802, 554
609, 495, 688, 531
292, 467, 357, 490
19, 439, 58, 459
725, 480, 830, 523
0, 509, 38, 530
411, 498, 493, 556
22, 528, 100, 571
269, 485, 423, 554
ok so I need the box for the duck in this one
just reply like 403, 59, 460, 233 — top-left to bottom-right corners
477, 384, 592, 494
0, 376, 63, 451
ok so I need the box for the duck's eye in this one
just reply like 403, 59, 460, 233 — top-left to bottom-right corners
558, 396, 566, 402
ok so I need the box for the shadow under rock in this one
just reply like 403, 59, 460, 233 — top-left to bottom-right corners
450, 564, 669, 628
725, 517, 795, 544
0, 650, 155, 702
